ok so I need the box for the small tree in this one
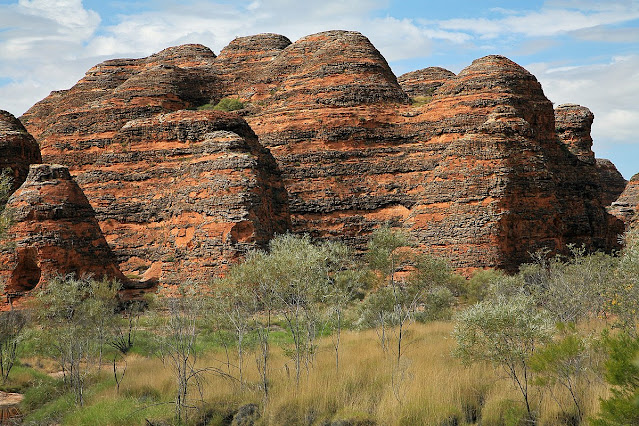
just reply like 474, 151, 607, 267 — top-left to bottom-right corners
453, 295, 554, 421
323, 268, 370, 374
221, 249, 278, 404
0, 309, 26, 383
155, 284, 208, 424
264, 234, 348, 386
529, 325, 594, 423
210, 278, 257, 389
220, 234, 352, 390
605, 229, 639, 335
592, 332, 639, 426
364, 226, 413, 364
520, 247, 616, 324
109, 300, 145, 394
34, 275, 119, 406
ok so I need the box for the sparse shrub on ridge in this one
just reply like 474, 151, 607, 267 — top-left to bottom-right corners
198, 97, 245, 112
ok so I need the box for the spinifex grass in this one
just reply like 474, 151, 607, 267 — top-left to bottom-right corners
18, 321, 609, 425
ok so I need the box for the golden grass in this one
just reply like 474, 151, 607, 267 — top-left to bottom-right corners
66, 321, 609, 425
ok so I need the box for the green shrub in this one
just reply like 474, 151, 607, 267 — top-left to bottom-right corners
411, 95, 432, 106
199, 97, 245, 112
592, 333, 639, 425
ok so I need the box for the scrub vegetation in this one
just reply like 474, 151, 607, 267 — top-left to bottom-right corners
3, 227, 639, 425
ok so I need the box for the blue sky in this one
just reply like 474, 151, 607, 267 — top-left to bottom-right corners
1, 0, 638, 178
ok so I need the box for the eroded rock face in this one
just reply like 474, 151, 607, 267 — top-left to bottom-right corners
245, 51, 623, 271
20, 45, 292, 283
103, 110, 289, 283
596, 158, 628, 206
25, 107, 289, 283
0, 164, 126, 295
398, 67, 456, 98
0, 111, 42, 193
214, 33, 292, 99
237, 31, 413, 250
20, 44, 220, 154
398, 56, 623, 271
610, 174, 639, 228
555, 104, 595, 165
19, 32, 625, 277
260, 30, 408, 108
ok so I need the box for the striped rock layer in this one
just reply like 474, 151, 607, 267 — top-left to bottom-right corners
19, 30, 626, 278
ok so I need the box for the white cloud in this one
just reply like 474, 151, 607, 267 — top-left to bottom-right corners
18, 0, 100, 35
438, 3, 639, 39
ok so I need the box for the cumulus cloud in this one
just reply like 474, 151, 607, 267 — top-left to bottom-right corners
0, 0, 103, 114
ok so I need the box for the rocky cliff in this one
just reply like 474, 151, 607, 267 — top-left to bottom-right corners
400, 56, 623, 271
610, 174, 639, 228
0, 164, 126, 297
0, 111, 42, 194
554, 103, 627, 207
596, 159, 628, 207
20, 44, 289, 283
18, 30, 627, 278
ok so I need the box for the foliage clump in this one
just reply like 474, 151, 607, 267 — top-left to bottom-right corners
198, 97, 245, 112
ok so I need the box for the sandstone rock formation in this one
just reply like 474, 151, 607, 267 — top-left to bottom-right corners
19, 31, 626, 277
555, 104, 596, 164
96, 110, 289, 283
23, 106, 289, 283
21, 44, 289, 283
214, 33, 292, 100
554, 104, 628, 208
0, 111, 42, 194
245, 47, 623, 271
241, 30, 414, 250
398, 67, 456, 99
21, 44, 219, 152
609, 174, 639, 228
0, 164, 126, 296
596, 158, 628, 206
399, 56, 623, 271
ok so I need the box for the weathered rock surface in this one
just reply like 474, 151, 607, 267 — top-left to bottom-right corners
398, 67, 456, 98
399, 56, 623, 271
18, 31, 627, 276
245, 49, 623, 271
21, 44, 220, 153
214, 33, 292, 100
609, 174, 639, 228
104, 110, 289, 283
24, 106, 289, 283
0, 111, 42, 193
554, 104, 628, 210
20, 45, 291, 283
555, 104, 596, 164
596, 158, 628, 206
0, 164, 126, 296
239, 30, 414, 250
